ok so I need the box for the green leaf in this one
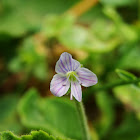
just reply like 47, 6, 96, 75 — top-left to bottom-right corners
113, 85, 140, 120
100, 0, 137, 7
118, 45, 140, 70
18, 88, 82, 140
44, 9, 121, 53
59, 26, 88, 49
59, 24, 120, 53
42, 14, 75, 38
0, 0, 78, 36
0, 95, 22, 133
95, 91, 115, 138
78, 4, 105, 23
108, 113, 140, 140
90, 18, 117, 41
0, 130, 71, 140
33, 62, 47, 80
1, 131, 20, 140
116, 69, 136, 81
8, 37, 47, 80
103, 7, 138, 42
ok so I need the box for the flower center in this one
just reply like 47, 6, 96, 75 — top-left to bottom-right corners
66, 71, 78, 82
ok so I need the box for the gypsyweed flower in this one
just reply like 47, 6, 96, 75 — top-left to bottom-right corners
50, 52, 98, 102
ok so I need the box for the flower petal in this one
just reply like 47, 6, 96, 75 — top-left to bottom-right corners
77, 68, 98, 87
71, 81, 82, 102
50, 74, 70, 97
72, 59, 81, 71
55, 52, 73, 74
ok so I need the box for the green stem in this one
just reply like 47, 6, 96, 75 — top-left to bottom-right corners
75, 100, 90, 140
138, 0, 140, 20
84, 78, 140, 100
94, 78, 140, 91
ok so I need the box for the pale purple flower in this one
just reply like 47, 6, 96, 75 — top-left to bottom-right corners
50, 52, 98, 102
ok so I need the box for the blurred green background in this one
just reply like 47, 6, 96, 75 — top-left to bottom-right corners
0, 0, 140, 140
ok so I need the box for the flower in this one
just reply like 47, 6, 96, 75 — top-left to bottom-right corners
50, 52, 98, 102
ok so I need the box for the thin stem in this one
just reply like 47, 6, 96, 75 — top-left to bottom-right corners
75, 100, 90, 140
138, 0, 140, 20
94, 78, 140, 91
84, 78, 140, 99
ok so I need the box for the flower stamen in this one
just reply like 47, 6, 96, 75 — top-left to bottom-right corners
66, 71, 78, 82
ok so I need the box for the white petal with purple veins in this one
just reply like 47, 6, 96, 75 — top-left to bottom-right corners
71, 81, 82, 102
77, 68, 98, 87
72, 59, 81, 71
50, 74, 70, 97
55, 52, 73, 74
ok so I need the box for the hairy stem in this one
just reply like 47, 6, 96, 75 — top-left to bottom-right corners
94, 78, 140, 91
75, 100, 90, 140
84, 78, 140, 100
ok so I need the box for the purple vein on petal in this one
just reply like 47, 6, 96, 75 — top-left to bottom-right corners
60, 58, 68, 72
55, 86, 63, 96
77, 73, 95, 77
74, 65, 78, 71
69, 55, 72, 71
65, 54, 69, 71
77, 71, 92, 75
51, 78, 66, 89
72, 60, 75, 71
78, 77, 97, 82
74, 60, 80, 71
54, 76, 65, 81
59, 64, 66, 73
74, 83, 81, 101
